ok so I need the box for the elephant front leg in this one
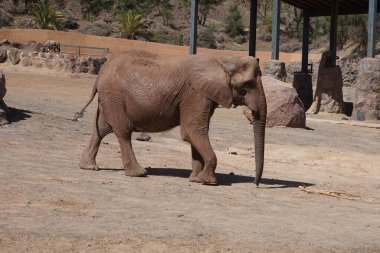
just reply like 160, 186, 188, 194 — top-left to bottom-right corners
187, 130, 217, 185
116, 133, 147, 177
189, 145, 204, 182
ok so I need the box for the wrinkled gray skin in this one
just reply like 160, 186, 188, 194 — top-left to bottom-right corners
76, 50, 267, 185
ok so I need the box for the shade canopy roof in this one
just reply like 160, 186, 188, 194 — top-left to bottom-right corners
282, 0, 380, 16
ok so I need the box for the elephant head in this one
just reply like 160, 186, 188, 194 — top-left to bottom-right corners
188, 55, 267, 186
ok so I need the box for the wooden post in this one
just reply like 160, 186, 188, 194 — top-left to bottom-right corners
189, 0, 198, 55
271, 0, 281, 60
249, 0, 258, 57
330, 0, 338, 66
302, 13, 310, 73
367, 0, 378, 58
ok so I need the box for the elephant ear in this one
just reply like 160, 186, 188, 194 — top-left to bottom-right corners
188, 57, 233, 108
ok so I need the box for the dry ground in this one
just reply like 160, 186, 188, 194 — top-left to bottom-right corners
0, 65, 379, 253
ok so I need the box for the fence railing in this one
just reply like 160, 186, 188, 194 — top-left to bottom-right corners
60, 44, 110, 57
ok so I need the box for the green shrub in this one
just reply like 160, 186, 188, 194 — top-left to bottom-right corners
117, 10, 145, 39
80, 0, 111, 20
224, 3, 244, 37
198, 24, 217, 49
30, 1, 65, 30
150, 28, 184, 45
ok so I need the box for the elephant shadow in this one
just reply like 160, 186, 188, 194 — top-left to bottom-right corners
7, 107, 32, 123
145, 167, 313, 188
97, 167, 313, 188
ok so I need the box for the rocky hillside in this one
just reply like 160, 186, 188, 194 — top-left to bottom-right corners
1, 0, 378, 54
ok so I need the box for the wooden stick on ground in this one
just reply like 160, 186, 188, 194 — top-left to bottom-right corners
299, 186, 377, 204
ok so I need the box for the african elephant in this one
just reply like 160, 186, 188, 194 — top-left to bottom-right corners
75, 50, 267, 186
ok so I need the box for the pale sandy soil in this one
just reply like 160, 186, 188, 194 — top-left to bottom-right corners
0, 65, 380, 253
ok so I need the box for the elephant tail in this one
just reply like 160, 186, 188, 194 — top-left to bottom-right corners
72, 82, 98, 121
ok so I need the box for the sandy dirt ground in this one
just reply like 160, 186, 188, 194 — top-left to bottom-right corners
0, 65, 380, 253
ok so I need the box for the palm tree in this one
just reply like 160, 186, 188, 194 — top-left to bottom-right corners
31, 1, 65, 30
117, 10, 145, 39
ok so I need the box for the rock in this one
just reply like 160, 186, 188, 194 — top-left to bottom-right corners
234, 35, 245, 44
215, 34, 225, 43
285, 62, 302, 83
136, 132, 152, 142
21, 52, 33, 67
9, 49, 21, 65
339, 56, 360, 87
10, 41, 23, 49
307, 51, 345, 114
0, 39, 10, 46
352, 58, 380, 121
64, 54, 77, 73
88, 57, 107, 75
355, 58, 380, 94
0, 49, 7, 63
0, 71, 9, 125
243, 76, 306, 128
33, 42, 44, 52
42, 40, 60, 53
78, 57, 89, 73
0, 10, 13, 27
263, 60, 287, 82
353, 91, 380, 121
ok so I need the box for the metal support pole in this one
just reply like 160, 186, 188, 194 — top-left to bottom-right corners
249, 0, 258, 57
302, 13, 310, 73
189, 0, 198, 55
271, 0, 281, 60
330, 0, 338, 66
368, 0, 378, 58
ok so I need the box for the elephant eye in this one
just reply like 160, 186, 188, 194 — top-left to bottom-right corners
242, 80, 254, 89
235, 88, 247, 96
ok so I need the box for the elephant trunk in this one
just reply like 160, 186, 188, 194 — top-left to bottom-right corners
253, 109, 266, 186
252, 79, 267, 186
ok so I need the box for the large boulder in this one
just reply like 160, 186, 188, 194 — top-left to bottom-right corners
352, 58, 380, 121
9, 48, 21, 65
243, 76, 306, 128
88, 57, 107, 75
0, 49, 7, 63
263, 60, 287, 82
0, 10, 13, 27
307, 51, 345, 114
0, 71, 9, 125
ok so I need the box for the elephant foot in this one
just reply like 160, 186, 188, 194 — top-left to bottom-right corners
79, 160, 99, 171
197, 171, 217, 185
189, 168, 202, 183
125, 166, 147, 177
189, 174, 202, 183
306, 101, 319, 114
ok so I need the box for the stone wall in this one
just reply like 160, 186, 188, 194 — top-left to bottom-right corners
0, 47, 107, 75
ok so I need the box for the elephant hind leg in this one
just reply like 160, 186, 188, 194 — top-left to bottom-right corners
79, 107, 112, 171
115, 132, 147, 177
